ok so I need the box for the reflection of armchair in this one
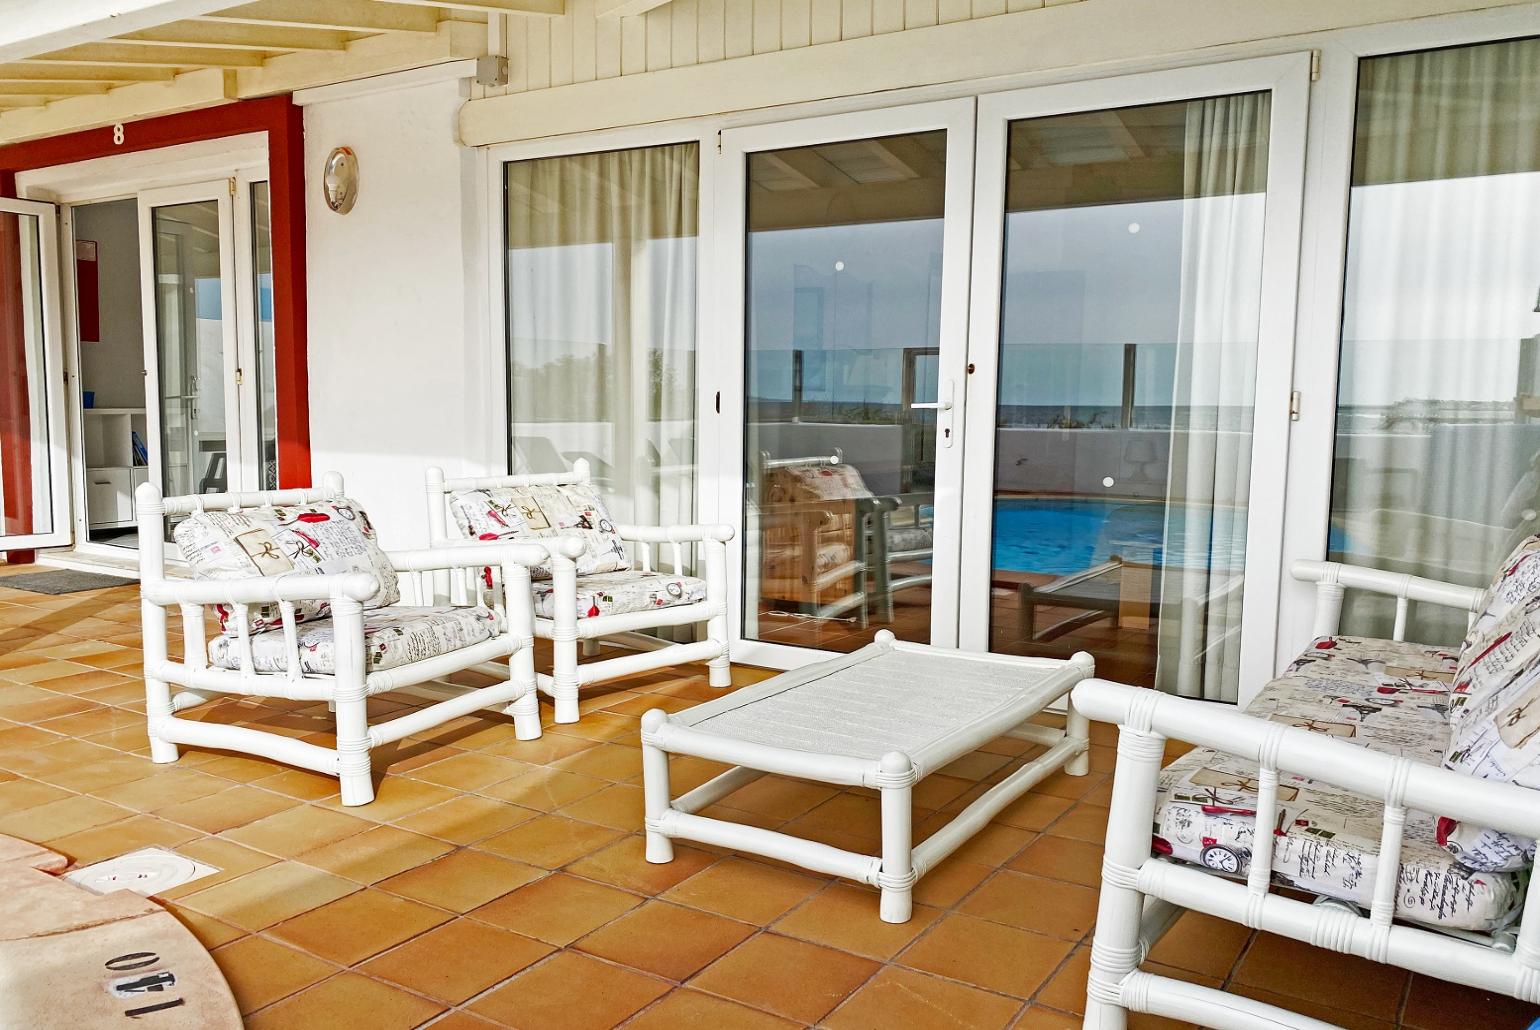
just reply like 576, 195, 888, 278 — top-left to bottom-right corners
864, 492, 934, 623
752, 451, 869, 623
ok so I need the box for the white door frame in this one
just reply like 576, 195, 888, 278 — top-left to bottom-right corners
137, 180, 244, 509
957, 54, 1311, 704
714, 97, 978, 670
0, 197, 70, 552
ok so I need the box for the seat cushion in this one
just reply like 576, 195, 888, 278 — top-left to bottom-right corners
1154, 635, 1525, 932
531, 570, 707, 621
207, 606, 497, 675
883, 526, 933, 554
174, 499, 399, 635
764, 462, 874, 503
447, 482, 628, 580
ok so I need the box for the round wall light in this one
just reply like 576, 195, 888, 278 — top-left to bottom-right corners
322, 146, 359, 214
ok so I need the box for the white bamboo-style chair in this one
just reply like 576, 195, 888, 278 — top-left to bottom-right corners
425, 462, 733, 724
1074, 558, 1540, 1028
137, 475, 572, 806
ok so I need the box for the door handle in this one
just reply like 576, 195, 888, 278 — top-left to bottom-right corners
910, 380, 956, 448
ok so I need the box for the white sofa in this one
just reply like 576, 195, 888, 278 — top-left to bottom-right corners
1074, 550, 1540, 1028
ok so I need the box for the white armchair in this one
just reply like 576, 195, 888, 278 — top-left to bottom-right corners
425, 461, 733, 724
137, 475, 567, 806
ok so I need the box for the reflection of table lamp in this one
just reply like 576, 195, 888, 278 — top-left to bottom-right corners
1124, 440, 1162, 485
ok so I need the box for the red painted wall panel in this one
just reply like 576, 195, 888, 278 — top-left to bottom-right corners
0, 97, 311, 514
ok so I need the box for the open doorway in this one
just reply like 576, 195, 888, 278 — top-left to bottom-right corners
72, 199, 148, 548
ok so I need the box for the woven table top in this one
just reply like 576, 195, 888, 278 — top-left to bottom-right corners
678, 641, 1080, 763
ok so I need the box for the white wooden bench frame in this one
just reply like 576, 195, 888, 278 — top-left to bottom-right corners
640, 632, 1094, 923
425, 461, 733, 724
137, 475, 567, 806
1075, 558, 1540, 1029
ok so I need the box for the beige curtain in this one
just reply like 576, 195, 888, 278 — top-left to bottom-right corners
505, 142, 699, 529
1333, 37, 1540, 643
1156, 93, 1270, 702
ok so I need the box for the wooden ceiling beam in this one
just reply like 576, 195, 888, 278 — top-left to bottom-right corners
391, 0, 565, 14
198, 1, 441, 35
0, 1, 233, 64
115, 22, 354, 51
595, 0, 673, 18
0, 63, 176, 82
21, 43, 268, 68
0, 82, 112, 96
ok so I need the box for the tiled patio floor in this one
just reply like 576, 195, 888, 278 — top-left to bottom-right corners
0, 564, 1532, 1029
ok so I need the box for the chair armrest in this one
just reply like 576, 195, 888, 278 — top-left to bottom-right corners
1073, 677, 1540, 842
391, 540, 566, 572
615, 523, 735, 544
1290, 559, 1482, 639
142, 572, 378, 608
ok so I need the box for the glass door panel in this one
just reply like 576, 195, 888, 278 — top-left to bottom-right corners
724, 102, 974, 660
961, 60, 1307, 701
1328, 36, 1540, 644
139, 185, 241, 514
0, 199, 67, 549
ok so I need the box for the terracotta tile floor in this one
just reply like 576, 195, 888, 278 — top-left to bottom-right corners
0, 565, 1533, 1029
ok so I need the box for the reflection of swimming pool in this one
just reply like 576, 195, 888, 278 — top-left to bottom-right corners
991, 498, 1251, 575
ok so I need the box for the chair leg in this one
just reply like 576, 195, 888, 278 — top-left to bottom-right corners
335, 696, 375, 808
582, 639, 601, 657
707, 612, 732, 690
552, 638, 581, 724
1085, 723, 1166, 1029
144, 675, 180, 764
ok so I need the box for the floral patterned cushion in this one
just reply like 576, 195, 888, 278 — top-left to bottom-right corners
447, 483, 628, 580
174, 499, 399, 635
208, 606, 496, 675
531, 570, 707, 621
764, 462, 874, 504
1154, 636, 1525, 932
1439, 534, 1540, 871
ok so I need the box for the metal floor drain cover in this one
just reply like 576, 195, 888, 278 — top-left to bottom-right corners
64, 848, 219, 896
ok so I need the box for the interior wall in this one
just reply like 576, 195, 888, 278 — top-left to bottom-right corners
302, 77, 486, 549
71, 199, 143, 411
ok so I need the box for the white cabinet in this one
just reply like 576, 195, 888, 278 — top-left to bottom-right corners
82, 408, 149, 530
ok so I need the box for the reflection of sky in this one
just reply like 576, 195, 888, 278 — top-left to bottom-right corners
1340, 170, 1540, 406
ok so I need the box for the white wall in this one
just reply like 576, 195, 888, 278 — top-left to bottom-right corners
72, 198, 145, 410
303, 76, 489, 549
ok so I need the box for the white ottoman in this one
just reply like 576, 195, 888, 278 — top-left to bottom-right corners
640, 631, 1094, 922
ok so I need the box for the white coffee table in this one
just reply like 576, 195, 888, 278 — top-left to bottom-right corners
639, 631, 1093, 922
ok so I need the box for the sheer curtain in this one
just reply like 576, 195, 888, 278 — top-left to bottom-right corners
505, 143, 699, 529
1157, 93, 1270, 701
1332, 37, 1540, 643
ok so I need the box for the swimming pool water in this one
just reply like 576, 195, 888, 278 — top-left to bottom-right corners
991, 498, 1251, 575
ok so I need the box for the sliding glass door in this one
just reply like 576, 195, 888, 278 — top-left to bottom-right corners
502, 142, 700, 529
0, 198, 68, 551
719, 101, 975, 663
958, 60, 1308, 701
1324, 35, 1540, 644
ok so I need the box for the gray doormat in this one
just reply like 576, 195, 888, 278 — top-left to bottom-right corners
0, 570, 137, 594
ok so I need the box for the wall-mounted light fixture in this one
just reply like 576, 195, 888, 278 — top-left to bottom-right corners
323, 146, 359, 214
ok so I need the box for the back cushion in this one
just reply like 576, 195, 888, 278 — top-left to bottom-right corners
448, 482, 629, 580
764, 462, 874, 504
174, 499, 399, 634
1440, 535, 1540, 870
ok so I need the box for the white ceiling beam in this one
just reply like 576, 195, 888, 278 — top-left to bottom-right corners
199, 1, 442, 34
20, 42, 268, 67
0, 63, 175, 82
595, 0, 673, 18
0, 0, 234, 62
392, 0, 565, 15
114, 22, 354, 51
0, 96, 52, 107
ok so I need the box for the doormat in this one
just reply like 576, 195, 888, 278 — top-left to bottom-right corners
0, 570, 137, 594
